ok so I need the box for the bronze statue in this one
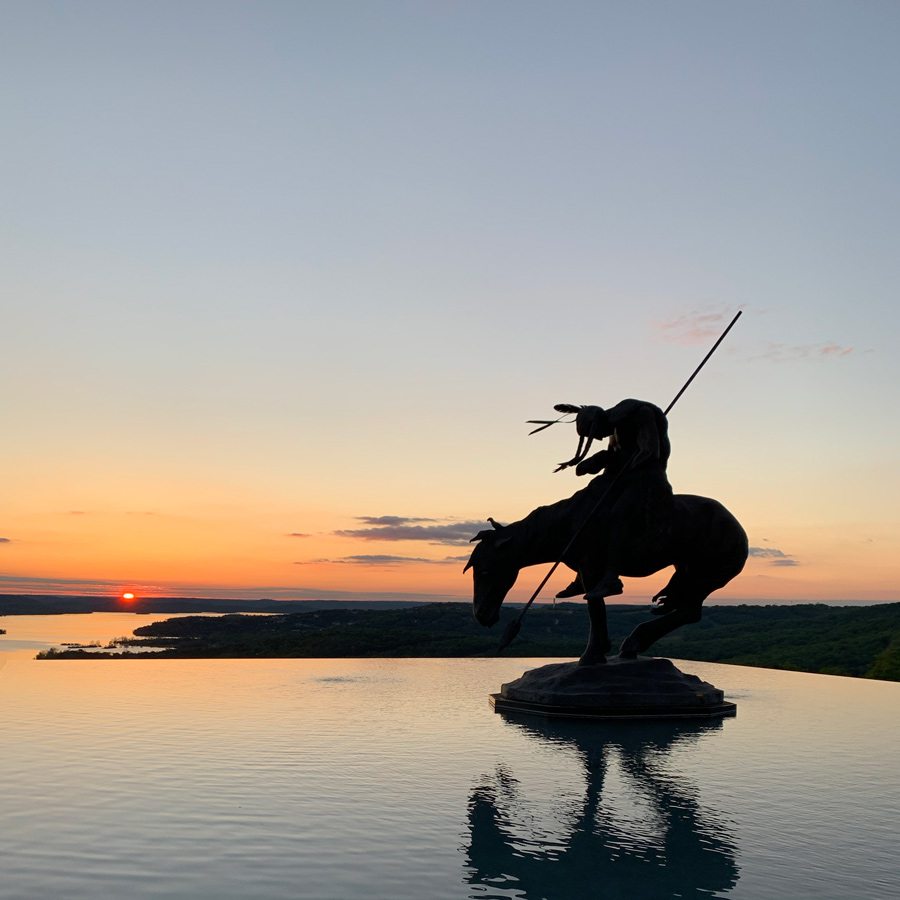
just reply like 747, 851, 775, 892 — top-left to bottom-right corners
470, 311, 748, 670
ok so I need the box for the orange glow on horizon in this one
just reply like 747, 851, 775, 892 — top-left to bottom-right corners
0, 505, 897, 604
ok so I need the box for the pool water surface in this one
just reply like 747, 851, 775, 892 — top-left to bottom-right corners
1, 614, 898, 899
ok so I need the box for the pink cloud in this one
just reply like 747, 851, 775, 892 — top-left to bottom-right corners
752, 342, 854, 363
655, 308, 736, 345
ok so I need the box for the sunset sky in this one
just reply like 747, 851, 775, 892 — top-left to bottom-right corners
3, 2, 899, 604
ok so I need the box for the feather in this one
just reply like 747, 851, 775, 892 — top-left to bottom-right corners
526, 411, 578, 435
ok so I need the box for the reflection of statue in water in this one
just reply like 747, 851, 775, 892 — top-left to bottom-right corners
464, 718, 740, 899
467, 398, 748, 665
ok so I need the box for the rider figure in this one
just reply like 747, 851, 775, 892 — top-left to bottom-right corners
554, 399, 673, 601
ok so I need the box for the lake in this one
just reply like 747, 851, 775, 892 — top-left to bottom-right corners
1, 613, 898, 899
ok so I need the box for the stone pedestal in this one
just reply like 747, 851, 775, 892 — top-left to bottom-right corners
491, 657, 736, 720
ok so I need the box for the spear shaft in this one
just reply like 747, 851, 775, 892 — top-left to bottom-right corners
664, 310, 742, 415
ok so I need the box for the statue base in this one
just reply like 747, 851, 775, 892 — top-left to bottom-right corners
491, 657, 736, 721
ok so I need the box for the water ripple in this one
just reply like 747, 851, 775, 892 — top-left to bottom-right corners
0, 618, 898, 899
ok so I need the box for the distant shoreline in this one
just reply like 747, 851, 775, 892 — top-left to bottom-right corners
0, 595, 427, 617
1, 593, 894, 618
31, 601, 900, 683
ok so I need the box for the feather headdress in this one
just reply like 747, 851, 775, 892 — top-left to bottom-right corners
526, 403, 597, 471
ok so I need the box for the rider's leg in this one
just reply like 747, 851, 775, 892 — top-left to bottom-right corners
583, 496, 631, 601
556, 572, 584, 598
586, 470, 673, 603
577, 504, 622, 602
583, 576, 623, 601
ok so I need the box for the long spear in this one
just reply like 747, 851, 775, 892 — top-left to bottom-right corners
496, 309, 742, 653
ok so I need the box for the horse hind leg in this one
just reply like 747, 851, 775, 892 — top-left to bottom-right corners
618, 605, 702, 659
618, 572, 704, 659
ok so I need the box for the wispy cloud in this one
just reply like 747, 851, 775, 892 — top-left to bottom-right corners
657, 308, 856, 364
0, 537, 11, 544
0, 573, 155, 594
287, 532, 310, 538
749, 546, 799, 566
0, 572, 466, 602
655, 308, 738, 346
296, 553, 465, 567
751, 342, 853, 363
355, 515, 437, 526
335, 516, 485, 546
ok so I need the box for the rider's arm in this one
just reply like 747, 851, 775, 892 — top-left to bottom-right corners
606, 400, 662, 466
574, 449, 611, 476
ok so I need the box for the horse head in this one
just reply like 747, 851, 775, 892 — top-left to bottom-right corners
465, 517, 520, 627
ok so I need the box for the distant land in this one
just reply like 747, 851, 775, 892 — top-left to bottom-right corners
0, 594, 424, 616
34, 601, 900, 682
1, 593, 891, 615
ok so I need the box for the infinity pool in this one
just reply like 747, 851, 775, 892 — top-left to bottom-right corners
1, 614, 898, 899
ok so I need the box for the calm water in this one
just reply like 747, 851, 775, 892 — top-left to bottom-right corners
1, 613, 898, 899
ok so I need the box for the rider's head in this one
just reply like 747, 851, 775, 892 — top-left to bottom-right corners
576, 406, 613, 440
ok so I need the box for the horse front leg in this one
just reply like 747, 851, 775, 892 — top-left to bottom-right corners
579, 594, 611, 666
618, 604, 702, 659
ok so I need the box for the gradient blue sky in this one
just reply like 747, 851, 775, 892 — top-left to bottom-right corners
3, 1, 899, 602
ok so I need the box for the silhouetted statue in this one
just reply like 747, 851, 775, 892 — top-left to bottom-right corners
467, 395, 746, 664
464, 717, 740, 898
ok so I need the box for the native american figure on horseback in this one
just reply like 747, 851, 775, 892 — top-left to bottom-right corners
552, 399, 674, 606
466, 398, 748, 666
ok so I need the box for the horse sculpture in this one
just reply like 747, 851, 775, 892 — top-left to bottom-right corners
466, 482, 748, 664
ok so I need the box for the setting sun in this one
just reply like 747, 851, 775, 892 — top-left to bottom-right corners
121, 592, 135, 601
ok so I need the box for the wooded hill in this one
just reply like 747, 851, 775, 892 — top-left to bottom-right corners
37, 601, 900, 682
